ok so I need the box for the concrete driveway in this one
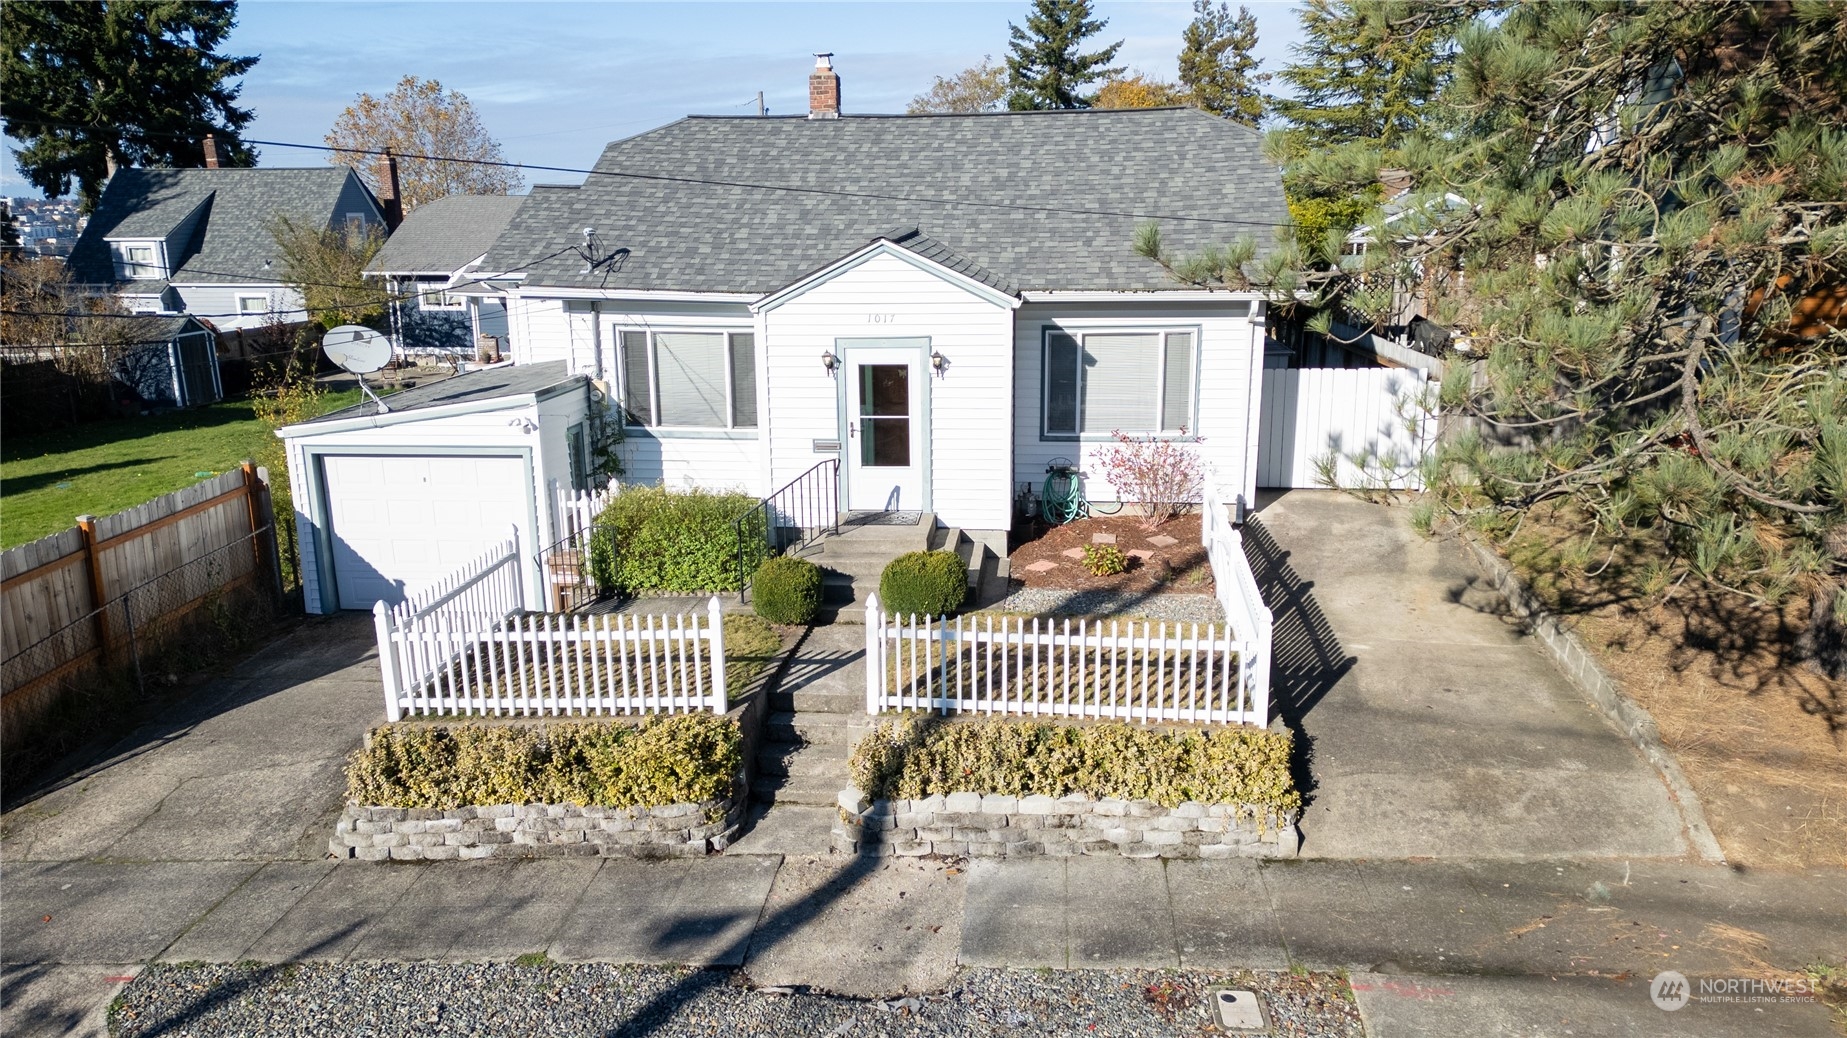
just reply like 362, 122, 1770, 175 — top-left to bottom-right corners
1248, 491, 1689, 860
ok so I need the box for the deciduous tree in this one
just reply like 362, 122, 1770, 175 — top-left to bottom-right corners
268, 216, 386, 328
1094, 73, 1186, 110
1178, 0, 1266, 125
324, 76, 521, 211
0, 0, 257, 211
908, 57, 1008, 114
1005, 0, 1124, 110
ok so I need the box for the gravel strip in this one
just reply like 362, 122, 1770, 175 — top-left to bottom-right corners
112, 963, 1361, 1037
985, 587, 1226, 625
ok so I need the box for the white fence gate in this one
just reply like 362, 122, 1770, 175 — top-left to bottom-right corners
373, 536, 727, 722
864, 480, 1273, 727
1257, 366, 1437, 490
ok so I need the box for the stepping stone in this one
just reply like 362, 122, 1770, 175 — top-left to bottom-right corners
1060, 547, 1087, 559
1024, 560, 1059, 573
1090, 533, 1117, 545
1147, 534, 1180, 548
1127, 549, 1154, 561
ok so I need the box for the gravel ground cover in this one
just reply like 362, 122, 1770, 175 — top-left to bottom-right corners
111, 963, 1361, 1037
987, 587, 1226, 626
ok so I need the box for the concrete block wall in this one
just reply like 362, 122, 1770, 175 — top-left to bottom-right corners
831, 789, 1298, 860
330, 792, 744, 861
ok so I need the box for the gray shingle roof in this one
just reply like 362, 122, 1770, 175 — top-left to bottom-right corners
481, 108, 1286, 295
365, 194, 525, 276
67, 167, 376, 288
298, 361, 581, 427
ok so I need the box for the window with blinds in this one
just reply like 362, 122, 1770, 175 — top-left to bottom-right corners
616, 329, 757, 431
1042, 328, 1196, 437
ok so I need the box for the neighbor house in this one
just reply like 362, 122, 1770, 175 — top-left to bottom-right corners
364, 193, 524, 362
65, 152, 386, 332
280, 56, 1431, 615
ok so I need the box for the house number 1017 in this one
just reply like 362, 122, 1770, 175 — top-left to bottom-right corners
866, 313, 897, 324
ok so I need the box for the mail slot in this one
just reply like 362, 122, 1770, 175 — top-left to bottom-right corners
813, 439, 841, 452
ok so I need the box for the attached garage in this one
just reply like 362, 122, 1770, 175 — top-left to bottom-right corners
278, 361, 592, 614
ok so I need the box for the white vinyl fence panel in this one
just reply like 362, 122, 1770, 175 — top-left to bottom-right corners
1257, 367, 1436, 489
373, 534, 726, 721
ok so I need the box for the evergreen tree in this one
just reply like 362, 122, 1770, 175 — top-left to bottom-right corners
1004, 0, 1124, 110
1271, 0, 1471, 150
0, 1, 257, 211
1142, 0, 1847, 669
1177, 0, 1266, 126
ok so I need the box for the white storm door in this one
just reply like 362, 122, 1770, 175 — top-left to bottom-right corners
321, 453, 528, 610
843, 348, 925, 512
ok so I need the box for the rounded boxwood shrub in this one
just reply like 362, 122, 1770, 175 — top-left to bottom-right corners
752, 556, 823, 625
878, 550, 967, 618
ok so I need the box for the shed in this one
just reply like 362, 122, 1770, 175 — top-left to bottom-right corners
276, 361, 593, 613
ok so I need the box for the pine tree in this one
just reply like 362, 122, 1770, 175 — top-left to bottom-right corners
1142, 0, 1847, 669
1271, 0, 1469, 150
0, 1, 257, 211
1177, 0, 1266, 126
1004, 0, 1124, 111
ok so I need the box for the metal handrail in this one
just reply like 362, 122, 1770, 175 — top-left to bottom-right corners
733, 459, 840, 602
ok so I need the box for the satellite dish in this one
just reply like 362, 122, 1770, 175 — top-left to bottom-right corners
321, 324, 393, 413
322, 325, 390, 374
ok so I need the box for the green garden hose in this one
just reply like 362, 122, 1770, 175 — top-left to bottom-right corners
1041, 464, 1084, 525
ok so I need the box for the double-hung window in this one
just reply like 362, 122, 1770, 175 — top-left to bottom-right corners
1042, 328, 1197, 438
618, 329, 757, 431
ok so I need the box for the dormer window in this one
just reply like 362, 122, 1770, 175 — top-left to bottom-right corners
113, 242, 162, 279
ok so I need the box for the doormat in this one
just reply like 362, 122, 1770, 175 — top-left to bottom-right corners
843, 510, 923, 527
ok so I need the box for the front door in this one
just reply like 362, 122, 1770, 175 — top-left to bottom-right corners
843, 346, 926, 512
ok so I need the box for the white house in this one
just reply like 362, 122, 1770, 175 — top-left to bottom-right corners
280, 56, 1302, 614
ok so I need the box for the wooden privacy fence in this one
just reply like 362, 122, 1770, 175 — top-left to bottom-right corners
1256, 366, 1437, 490
1, 463, 280, 756
374, 537, 728, 721
863, 479, 1274, 727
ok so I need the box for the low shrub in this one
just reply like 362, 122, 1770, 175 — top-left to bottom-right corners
1082, 543, 1128, 576
586, 484, 766, 593
878, 550, 968, 618
849, 714, 1300, 820
346, 715, 742, 810
751, 556, 823, 625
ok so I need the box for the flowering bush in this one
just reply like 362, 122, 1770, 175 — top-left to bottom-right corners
1095, 429, 1204, 530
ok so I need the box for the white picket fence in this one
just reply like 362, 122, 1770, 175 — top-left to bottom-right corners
373, 533, 728, 721
1257, 366, 1437, 489
863, 480, 1273, 726
539, 478, 619, 611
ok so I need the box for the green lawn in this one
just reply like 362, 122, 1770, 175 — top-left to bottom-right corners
0, 390, 367, 549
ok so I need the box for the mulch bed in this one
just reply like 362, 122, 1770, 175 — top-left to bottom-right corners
1009, 515, 1213, 595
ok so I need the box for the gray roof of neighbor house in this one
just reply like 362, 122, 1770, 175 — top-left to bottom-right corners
365, 194, 525, 276
481, 108, 1287, 295
297, 361, 582, 427
66, 167, 380, 288
114, 314, 212, 344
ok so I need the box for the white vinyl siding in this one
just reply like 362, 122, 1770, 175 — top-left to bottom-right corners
1041, 328, 1196, 437
617, 328, 756, 431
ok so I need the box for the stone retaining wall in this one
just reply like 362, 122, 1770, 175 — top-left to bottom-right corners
330, 793, 744, 861
832, 789, 1298, 859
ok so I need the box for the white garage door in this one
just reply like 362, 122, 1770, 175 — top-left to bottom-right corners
322, 454, 529, 610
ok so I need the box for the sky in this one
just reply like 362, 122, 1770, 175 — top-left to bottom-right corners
2, 0, 1308, 199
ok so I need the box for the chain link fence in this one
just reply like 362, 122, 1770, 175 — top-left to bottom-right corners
1, 526, 284, 788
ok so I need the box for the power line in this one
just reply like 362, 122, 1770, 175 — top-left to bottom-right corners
248, 137, 1295, 232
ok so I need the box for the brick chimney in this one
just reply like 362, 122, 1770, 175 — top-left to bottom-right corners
202, 134, 221, 169
808, 53, 840, 119
376, 148, 404, 230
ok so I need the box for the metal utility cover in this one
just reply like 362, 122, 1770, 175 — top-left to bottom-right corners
1208, 988, 1268, 1033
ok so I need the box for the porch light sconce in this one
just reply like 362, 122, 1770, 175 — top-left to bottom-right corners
821, 350, 838, 376
930, 349, 947, 376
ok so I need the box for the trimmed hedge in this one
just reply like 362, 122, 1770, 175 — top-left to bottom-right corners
848, 714, 1300, 816
586, 485, 767, 594
752, 556, 823, 625
346, 715, 741, 810
878, 550, 968, 618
